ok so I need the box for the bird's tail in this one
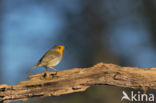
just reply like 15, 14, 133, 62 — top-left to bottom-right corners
26, 63, 40, 74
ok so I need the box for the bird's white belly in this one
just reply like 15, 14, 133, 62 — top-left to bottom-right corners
47, 58, 60, 67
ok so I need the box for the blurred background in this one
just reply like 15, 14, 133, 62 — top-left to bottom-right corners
0, 0, 156, 103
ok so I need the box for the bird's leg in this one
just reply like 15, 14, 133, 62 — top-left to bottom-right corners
49, 67, 57, 71
43, 67, 57, 79
49, 67, 57, 75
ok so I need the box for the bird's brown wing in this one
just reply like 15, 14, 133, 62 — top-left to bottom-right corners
39, 50, 60, 65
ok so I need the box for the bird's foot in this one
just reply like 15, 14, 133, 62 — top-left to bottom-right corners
50, 71, 57, 77
41, 71, 58, 80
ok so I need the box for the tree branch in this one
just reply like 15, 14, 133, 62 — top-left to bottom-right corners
0, 63, 156, 103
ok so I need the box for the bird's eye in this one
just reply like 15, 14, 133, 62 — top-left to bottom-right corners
58, 46, 61, 49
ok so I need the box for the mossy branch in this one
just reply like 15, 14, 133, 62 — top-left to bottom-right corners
0, 63, 156, 103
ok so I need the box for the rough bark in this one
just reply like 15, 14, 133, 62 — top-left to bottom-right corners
0, 63, 156, 103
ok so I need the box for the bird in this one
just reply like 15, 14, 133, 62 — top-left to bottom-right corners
26, 45, 65, 73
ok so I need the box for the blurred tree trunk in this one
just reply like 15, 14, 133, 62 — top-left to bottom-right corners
143, 0, 156, 45
61, 0, 114, 67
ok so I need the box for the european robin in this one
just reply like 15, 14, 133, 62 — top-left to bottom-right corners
26, 45, 65, 73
